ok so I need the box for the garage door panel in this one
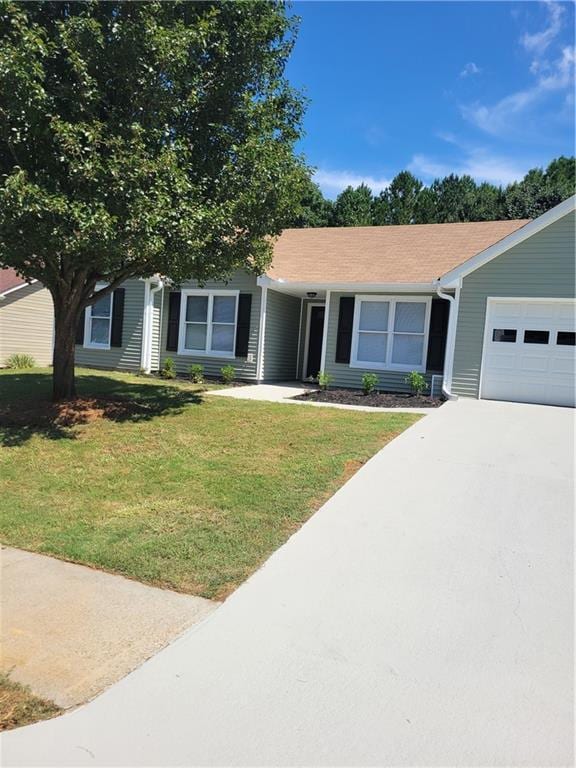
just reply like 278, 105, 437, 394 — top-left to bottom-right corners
481, 299, 575, 407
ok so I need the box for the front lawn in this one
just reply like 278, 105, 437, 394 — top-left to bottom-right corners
0, 369, 420, 599
0, 674, 61, 732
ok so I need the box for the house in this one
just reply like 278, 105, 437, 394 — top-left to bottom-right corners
72, 193, 573, 407
0, 269, 54, 366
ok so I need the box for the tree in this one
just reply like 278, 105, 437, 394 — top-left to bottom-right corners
371, 190, 391, 225
0, 1, 306, 399
413, 186, 437, 224
474, 183, 505, 221
331, 184, 373, 226
505, 157, 575, 218
385, 171, 423, 224
432, 174, 478, 222
286, 177, 333, 228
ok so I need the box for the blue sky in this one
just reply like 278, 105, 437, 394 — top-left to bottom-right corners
285, 1, 576, 198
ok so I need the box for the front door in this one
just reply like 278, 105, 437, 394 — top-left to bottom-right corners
306, 305, 325, 379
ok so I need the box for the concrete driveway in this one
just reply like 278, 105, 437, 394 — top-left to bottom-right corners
3, 399, 573, 766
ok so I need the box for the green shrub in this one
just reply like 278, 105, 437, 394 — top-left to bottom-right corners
361, 372, 379, 395
161, 357, 176, 379
317, 370, 333, 391
405, 371, 428, 396
5, 353, 35, 370
220, 364, 235, 385
188, 364, 204, 384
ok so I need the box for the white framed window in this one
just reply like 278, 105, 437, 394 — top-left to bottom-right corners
84, 285, 113, 350
178, 290, 239, 357
350, 295, 431, 372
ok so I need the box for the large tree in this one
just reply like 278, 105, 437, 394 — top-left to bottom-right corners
331, 183, 373, 226
0, 1, 306, 399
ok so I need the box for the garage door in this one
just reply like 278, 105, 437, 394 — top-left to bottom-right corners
481, 298, 576, 407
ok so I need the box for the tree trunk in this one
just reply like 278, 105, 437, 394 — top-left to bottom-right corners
52, 302, 80, 401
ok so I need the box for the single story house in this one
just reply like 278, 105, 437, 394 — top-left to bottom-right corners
0, 269, 54, 366
73, 194, 575, 408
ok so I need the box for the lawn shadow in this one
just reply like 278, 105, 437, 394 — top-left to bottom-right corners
0, 373, 204, 447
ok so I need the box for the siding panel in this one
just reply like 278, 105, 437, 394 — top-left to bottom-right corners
0, 283, 54, 366
262, 290, 301, 381
452, 210, 576, 398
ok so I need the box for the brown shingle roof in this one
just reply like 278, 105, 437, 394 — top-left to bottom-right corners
267, 219, 530, 284
0, 268, 26, 295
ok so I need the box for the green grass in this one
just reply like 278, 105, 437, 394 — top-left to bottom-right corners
0, 368, 420, 600
0, 674, 61, 731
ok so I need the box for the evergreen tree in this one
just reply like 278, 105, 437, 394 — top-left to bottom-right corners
331, 184, 373, 226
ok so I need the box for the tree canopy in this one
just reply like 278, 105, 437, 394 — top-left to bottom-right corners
0, 0, 307, 398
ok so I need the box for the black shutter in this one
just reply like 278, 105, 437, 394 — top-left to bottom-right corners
426, 298, 450, 372
335, 296, 355, 364
110, 288, 125, 348
75, 308, 86, 345
166, 291, 181, 351
235, 293, 252, 358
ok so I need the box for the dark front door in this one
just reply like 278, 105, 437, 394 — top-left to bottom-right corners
306, 306, 325, 379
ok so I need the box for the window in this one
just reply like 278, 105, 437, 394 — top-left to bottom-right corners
523, 330, 549, 344
492, 328, 517, 343
351, 296, 430, 371
557, 331, 575, 346
178, 291, 238, 357
85, 287, 113, 349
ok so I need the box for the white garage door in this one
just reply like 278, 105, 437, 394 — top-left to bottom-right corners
481, 298, 576, 407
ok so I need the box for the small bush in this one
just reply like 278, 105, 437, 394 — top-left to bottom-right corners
405, 371, 428, 396
317, 370, 333, 391
188, 364, 204, 384
161, 357, 176, 379
220, 364, 235, 385
361, 372, 379, 395
5, 353, 35, 370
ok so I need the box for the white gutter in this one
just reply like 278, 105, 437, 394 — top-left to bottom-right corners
141, 276, 164, 374
435, 281, 461, 400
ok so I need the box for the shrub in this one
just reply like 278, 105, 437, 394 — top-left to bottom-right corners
405, 371, 428, 396
361, 372, 379, 395
188, 364, 204, 384
161, 357, 176, 379
5, 353, 35, 369
220, 364, 235, 385
317, 370, 333, 391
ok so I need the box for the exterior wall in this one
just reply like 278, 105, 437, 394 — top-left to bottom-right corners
452, 210, 576, 398
150, 287, 163, 371
297, 298, 323, 379
262, 289, 301, 381
158, 270, 261, 379
324, 291, 437, 393
0, 282, 54, 366
75, 278, 145, 372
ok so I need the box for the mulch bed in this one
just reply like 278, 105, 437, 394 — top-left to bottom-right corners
0, 396, 149, 429
293, 389, 444, 408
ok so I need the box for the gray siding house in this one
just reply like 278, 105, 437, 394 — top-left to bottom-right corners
0, 270, 54, 367
73, 196, 575, 407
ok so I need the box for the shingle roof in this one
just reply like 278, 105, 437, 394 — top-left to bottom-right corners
267, 219, 531, 284
0, 268, 26, 295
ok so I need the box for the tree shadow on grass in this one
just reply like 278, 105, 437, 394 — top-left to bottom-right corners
0, 373, 204, 447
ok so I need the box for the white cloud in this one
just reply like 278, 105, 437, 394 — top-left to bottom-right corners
521, 1, 564, 55
460, 62, 481, 78
409, 148, 529, 187
313, 168, 392, 197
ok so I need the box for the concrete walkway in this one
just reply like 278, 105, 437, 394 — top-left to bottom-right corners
0, 548, 217, 708
208, 381, 433, 413
2, 399, 573, 766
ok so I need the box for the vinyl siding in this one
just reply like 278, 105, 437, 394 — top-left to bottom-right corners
324, 292, 437, 392
262, 289, 301, 381
158, 270, 261, 379
150, 287, 163, 371
0, 282, 54, 366
452, 209, 576, 398
75, 278, 145, 371
297, 298, 323, 379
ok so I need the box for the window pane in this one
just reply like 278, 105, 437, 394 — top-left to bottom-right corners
492, 328, 517, 342
186, 296, 208, 323
391, 333, 424, 366
184, 323, 207, 350
394, 302, 426, 333
357, 331, 387, 362
557, 331, 575, 346
359, 301, 389, 332
92, 293, 111, 318
523, 330, 549, 344
213, 295, 236, 324
211, 324, 234, 352
90, 318, 110, 344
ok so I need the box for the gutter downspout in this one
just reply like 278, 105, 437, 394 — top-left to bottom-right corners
435, 281, 461, 400
141, 276, 164, 374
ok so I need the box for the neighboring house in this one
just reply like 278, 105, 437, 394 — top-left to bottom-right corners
0, 269, 54, 366
73, 194, 575, 407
